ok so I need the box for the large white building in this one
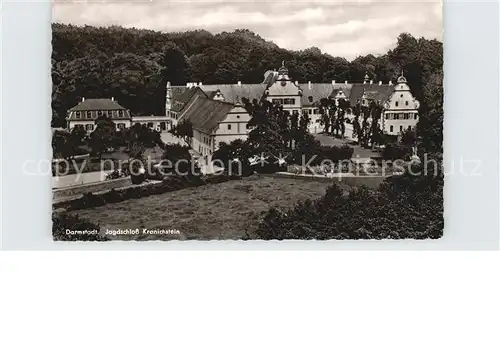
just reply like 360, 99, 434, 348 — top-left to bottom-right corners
66, 63, 420, 157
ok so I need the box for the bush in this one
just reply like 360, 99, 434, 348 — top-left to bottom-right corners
61, 173, 237, 211
52, 212, 108, 241
382, 143, 412, 160
254, 171, 443, 240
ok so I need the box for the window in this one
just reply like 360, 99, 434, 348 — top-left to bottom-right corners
75, 111, 81, 119
293, 110, 298, 115
408, 126, 412, 131
313, 109, 319, 114
85, 124, 94, 131
400, 94, 404, 98
236, 115, 240, 119
245, 124, 248, 130
107, 110, 113, 118
395, 101, 399, 107
362, 99, 366, 105
309, 109, 313, 114
283, 98, 295, 105
147, 122, 153, 129
394, 114, 399, 120
303, 110, 309, 115
390, 125, 393, 133
160, 122, 166, 131
227, 124, 232, 130
86, 111, 92, 119
118, 110, 123, 117
404, 113, 409, 119
117, 123, 125, 130
405, 101, 409, 106
167, 111, 170, 117
308, 96, 313, 103
400, 126, 403, 132
98, 110, 103, 117
272, 98, 283, 105
414, 114, 418, 120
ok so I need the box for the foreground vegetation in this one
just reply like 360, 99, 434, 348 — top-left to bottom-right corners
66, 175, 345, 240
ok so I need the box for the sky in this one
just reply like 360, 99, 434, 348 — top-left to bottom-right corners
52, 0, 443, 60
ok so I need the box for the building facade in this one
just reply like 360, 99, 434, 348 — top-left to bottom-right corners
66, 63, 420, 159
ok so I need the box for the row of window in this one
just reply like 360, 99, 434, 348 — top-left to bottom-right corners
303, 108, 320, 115
385, 112, 418, 120
198, 145, 211, 156
394, 100, 410, 107
272, 98, 296, 105
166, 110, 179, 120
72, 121, 173, 132
389, 125, 412, 133
224, 123, 249, 133
74, 110, 126, 119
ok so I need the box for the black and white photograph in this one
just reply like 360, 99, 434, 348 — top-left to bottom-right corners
51, 0, 444, 241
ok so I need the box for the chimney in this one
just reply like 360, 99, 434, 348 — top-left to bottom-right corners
370, 80, 373, 85
237, 81, 242, 86
308, 81, 312, 90
111, 97, 114, 101
81, 97, 85, 102
332, 80, 336, 85
389, 81, 393, 86
198, 82, 202, 87
378, 81, 382, 85
345, 80, 348, 84
186, 82, 190, 87
295, 80, 298, 85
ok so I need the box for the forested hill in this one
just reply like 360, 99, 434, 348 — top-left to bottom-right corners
51, 23, 443, 127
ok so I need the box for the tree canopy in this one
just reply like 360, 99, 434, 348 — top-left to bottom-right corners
52, 24, 443, 129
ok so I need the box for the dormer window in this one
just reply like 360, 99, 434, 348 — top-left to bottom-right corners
97, 110, 103, 117
118, 110, 123, 117
86, 111, 92, 119
75, 111, 81, 119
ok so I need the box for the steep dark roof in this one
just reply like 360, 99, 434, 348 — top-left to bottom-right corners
180, 96, 234, 134
348, 84, 395, 105
172, 82, 395, 109
199, 84, 267, 104
171, 87, 206, 112
299, 83, 353, 106
69, 98, 127, 111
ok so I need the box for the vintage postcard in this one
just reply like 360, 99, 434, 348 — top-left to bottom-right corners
51, 0, 443, 241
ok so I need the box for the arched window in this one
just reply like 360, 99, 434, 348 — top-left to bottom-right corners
390, 125, 393, 133
405, 101, 409, 106
395, 101, 399, 107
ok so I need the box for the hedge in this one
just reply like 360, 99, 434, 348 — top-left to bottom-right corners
253, 167, 443, 240
61, 173, 242, 211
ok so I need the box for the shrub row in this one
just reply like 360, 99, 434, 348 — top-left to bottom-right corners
62, 173, 241, 211
253, 168, 443, 240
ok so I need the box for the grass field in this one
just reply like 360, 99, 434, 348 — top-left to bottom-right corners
72, 175, 350, 240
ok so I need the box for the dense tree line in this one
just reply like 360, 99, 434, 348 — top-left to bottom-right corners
52, 24, 442, 127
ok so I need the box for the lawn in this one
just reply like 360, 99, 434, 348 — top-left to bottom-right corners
72, 175, 350, 240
